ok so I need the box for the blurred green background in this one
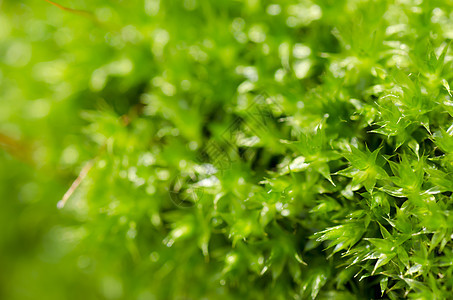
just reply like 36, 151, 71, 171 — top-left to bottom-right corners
0, 1, 297, 299
1, 1, 331, 298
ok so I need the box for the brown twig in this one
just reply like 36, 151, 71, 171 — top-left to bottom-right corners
43, 0, 119, 31
0, 133, 33, 164
57, 159, 95, 209
43, 0, 96, 20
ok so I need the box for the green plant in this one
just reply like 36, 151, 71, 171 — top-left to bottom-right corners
2, 0, 453, 299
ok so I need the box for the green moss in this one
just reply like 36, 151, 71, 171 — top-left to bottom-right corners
2, 0, 453, 299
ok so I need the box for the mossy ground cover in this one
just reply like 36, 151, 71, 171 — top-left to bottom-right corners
2, 0, 453, 299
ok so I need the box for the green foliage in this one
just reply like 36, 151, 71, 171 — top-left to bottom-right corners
3, 0, 453, 299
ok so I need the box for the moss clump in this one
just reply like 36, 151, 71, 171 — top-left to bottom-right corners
2, 0, 453, 299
